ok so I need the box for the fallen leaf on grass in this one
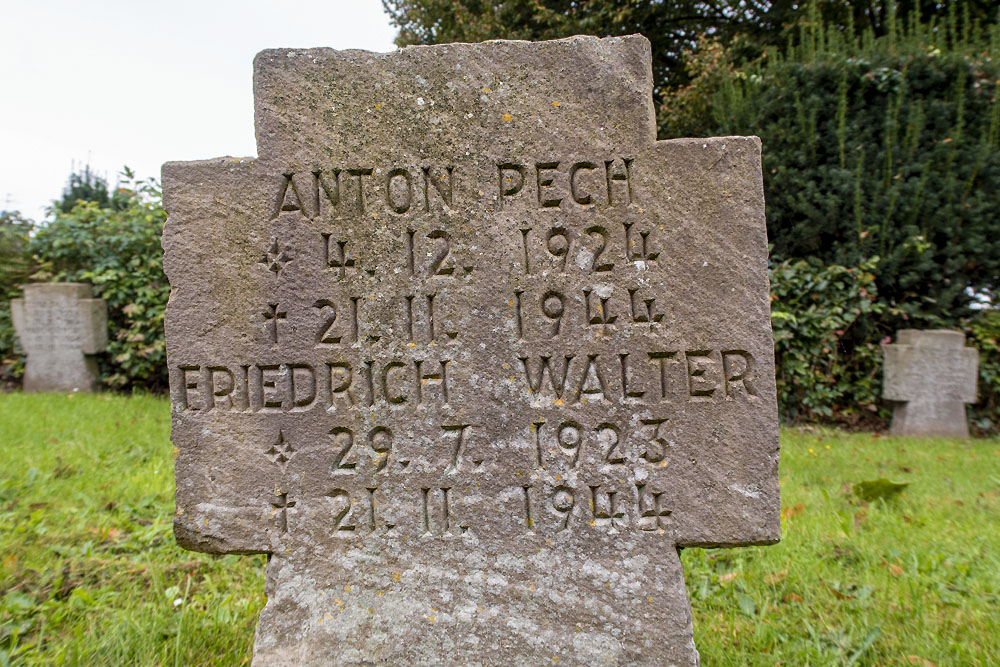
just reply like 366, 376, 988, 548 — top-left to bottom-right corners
852, 478, 909, 502
88, 527, 123, 540
907, 656, 937, 666
819, 577, 855, 600
781, 503, 804, 519
736, 593, 757, 617
783, 593, 803, 603
764, 568, 787, 584
764, 559, 790, 585
889, 564, 903, 577
720, 572, 739, 584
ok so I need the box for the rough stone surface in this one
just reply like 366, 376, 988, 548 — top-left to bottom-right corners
883, 329, 978, 438
10, 283, 107, 392
163, 36, 780, 666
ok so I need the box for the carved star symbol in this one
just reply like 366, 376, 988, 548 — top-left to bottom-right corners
265, 430, 296, 470
260, 237, 292, 275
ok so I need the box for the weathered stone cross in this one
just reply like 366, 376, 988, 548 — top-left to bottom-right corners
164, 36, 780, 665
11, 283, 107, 392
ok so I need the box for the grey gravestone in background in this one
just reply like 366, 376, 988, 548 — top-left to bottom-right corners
163, 36, 779, 665
883, 329, 978, 438
11, 283, 107, 392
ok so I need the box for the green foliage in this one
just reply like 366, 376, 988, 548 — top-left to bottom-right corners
665, 6, 1000, 326
968, 309, 1000, 430
55, 165, 111, 213
0, 211, 34, 384
685, 425, 1000, 664
383, 1, 999, 96
30, 171, 169, 390
383, 0, 802, 91
810, 0, 999, 37
770, 256, 888, 422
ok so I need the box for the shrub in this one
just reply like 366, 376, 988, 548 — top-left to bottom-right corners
0, 211, 34, 384
769, 256, 889, 423
968, 308, 1000, 432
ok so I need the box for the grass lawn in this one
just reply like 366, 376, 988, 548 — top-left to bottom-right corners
1, 394, 997, 666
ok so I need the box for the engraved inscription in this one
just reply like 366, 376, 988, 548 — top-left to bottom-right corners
271, 165, 456, 219
498, 158, 634, 210
172, 149, 768, 543
421, 487, 452, 536
636, 483, 672, 531
322, 235, 357, 278
550, 485, 575, 531
327, 488, 356, 533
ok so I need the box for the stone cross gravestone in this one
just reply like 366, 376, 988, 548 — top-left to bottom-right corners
163, 36, 780, 665
11, 283, 107, 392
883, 329, 978, 438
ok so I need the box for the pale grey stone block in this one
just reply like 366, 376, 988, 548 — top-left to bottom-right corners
883, 329, 978, 438
11, 283, 107, 392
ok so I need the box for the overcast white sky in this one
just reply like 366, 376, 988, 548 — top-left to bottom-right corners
0, 0, 398, 222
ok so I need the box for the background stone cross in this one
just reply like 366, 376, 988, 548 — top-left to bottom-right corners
163, 36, 779, 665
11, 283, 107, 393
883, 329, 978, 437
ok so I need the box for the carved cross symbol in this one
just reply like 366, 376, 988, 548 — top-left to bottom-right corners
637, 484, 672, 531
260, 237, 293, 276
262, 303, 287, 343
271, 492, 296, 534
265, 430, 296, 470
